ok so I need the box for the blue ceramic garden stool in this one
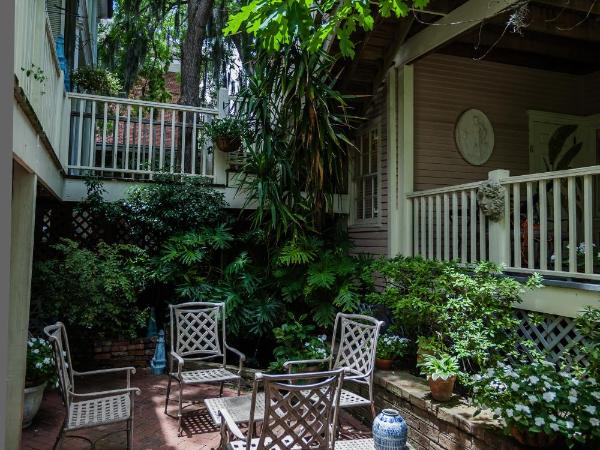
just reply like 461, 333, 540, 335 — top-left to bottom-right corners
373, 409, 408, 450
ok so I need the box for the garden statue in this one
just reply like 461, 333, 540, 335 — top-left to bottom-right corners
150, 330, 166, 375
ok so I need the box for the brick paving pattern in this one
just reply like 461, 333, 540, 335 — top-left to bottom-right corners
22, 371, 370, 450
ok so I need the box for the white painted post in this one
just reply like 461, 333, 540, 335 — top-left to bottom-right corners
487, 169, 510, 266
213, 87, 230, 185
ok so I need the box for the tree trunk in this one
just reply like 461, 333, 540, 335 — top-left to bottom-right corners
180, 0, 214, 107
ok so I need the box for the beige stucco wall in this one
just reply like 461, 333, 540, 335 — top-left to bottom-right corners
412, 54, 593, 191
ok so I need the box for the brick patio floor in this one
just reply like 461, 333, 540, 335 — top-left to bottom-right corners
22, 371, 370, 450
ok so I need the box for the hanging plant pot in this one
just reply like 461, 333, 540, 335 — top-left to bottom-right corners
427, 375, 456, 402
510, 426, 558, 448
215, 136, 241, 153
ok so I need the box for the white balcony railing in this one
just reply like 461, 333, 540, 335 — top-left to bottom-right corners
15, 0, 65, 155
407, 166, 600, 281
66, 93, 220, 179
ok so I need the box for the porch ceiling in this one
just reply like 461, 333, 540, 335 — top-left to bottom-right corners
336, 0, 600, 110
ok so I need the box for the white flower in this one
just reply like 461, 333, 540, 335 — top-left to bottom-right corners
515, 404, 531, 414
550, 254, 556, 262
506, 409, 514, 417
584, 405, 596, 415
565, 420, 574, 429
528, 375, 539, 384
32, 349, 39, 354
534, 417, 545, 427
318, 335, 327, 342
589, 378, 597, 386
592, 391, 600, 400
591, 418, 600, 427
568, 395, 578, 404
486, 368, 495, 377
542, 391, 556, 402
35, 362, 42, 369
472, 374, 482, 381
572, 378, 580, 386
511, 382, 520, 391
528, 395, 538, 404
493, 408, 501, 416
549, 423, 559, 432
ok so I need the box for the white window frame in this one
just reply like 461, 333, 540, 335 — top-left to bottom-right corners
351, 122, 381, 225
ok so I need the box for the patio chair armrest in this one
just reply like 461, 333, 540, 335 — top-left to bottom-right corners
74, 367, 136, 377
219, 408, 246, 441
170, 351, 184, 374
283, 358, 329, 374
69, 387, 141, 400
225, 344, 246, 374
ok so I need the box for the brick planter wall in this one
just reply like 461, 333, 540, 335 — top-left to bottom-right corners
351, 371, 529, 450
93, 336, 158, 368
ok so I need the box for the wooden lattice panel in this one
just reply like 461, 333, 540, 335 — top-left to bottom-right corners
515, 309, 588, 367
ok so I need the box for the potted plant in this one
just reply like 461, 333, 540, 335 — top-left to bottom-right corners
418, 353, 459, 402
205, 117, 245, 153
472, 359, 600, 448
376, 334, 409, 370
23, 337, 55, 428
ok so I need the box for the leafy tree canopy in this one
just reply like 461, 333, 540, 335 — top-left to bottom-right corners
225, 0, 430, 58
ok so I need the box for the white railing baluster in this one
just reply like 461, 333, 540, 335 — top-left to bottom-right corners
553, 178, 562, 272
170, 111, 176, 173
159, 109, 165, 171
88, 101, 96, 168
568, 177, 577, 273
513, 184, 521, 268
148, 107, 154, 173
526, 182, 534, 269
436, 195, 442, 260
420, 197, 426, 257
76, 99, 84, 168
539, 180, 547, 270
101, 104, 108, 169
479, 206, 486, 261
470, 189, 476, 263
125, 105, 131, 171
461, 191, 468, 264
452, 192, 458, 260
428, 196, 433, 259
113, 104, 120, 169
181, 111, 187, 173
584, 175, 593, 274
137, 106, 143, 171
192, 113, 197, 175
443, 193, 450, 261
413, 199, 420, 256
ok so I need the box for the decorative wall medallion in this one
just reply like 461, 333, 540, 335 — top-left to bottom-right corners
454, 109, 494, 166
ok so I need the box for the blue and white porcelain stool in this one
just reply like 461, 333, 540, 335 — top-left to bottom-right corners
372, 408, 408, 450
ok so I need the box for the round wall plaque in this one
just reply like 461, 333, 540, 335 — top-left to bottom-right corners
454, 109, 494, 166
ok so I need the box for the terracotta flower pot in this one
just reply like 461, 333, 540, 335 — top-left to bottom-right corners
427, 375, 455, 401
215, 136, 241, 153
376, 358, 394, 370
510, 426, 558, 448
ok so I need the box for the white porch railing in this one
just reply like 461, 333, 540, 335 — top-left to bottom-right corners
15, 0, 65, 155
66, 93, 220, 179
407, 166, 600, 281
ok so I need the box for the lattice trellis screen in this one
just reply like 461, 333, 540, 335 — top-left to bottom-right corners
515, 309, 588, 367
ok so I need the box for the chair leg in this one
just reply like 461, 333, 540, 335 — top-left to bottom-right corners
370, 401, 377, 420
164, 375, 172, 414
219, 381, 224, 397
237, 377, 241, 396
52, 427, 64, 450
127, 418, 134, 450
177, 381, 183, 436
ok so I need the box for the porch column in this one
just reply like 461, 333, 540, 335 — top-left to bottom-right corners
6, 163, 37, 450
487, 169, 510, 266
398, 65, 415, 257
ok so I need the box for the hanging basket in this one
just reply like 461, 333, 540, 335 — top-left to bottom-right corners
215, 136, 242, 153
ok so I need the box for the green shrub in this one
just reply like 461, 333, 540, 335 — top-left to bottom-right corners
369, 256, 541, 375
575, 305, 600, 380
32, 239, 149, 339
72, 66, 122, 96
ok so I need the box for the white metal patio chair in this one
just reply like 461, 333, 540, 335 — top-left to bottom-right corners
284, 313, 383, 419
219, 368, 347, 450
165, 301, 246, 435
44, 322, 140, 450
204, 313, 383, 428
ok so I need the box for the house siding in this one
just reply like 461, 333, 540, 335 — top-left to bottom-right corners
348, 84, 389, 257
413, 54, 586, 191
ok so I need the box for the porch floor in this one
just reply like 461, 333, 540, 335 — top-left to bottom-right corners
22, 371, 370, 450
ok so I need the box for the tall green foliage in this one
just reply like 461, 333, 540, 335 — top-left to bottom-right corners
237, 47, 353, 240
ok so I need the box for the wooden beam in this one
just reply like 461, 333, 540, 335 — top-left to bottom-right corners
392, 0, 521, 67
533, 0, 600, 15
372, 17, 414, 92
